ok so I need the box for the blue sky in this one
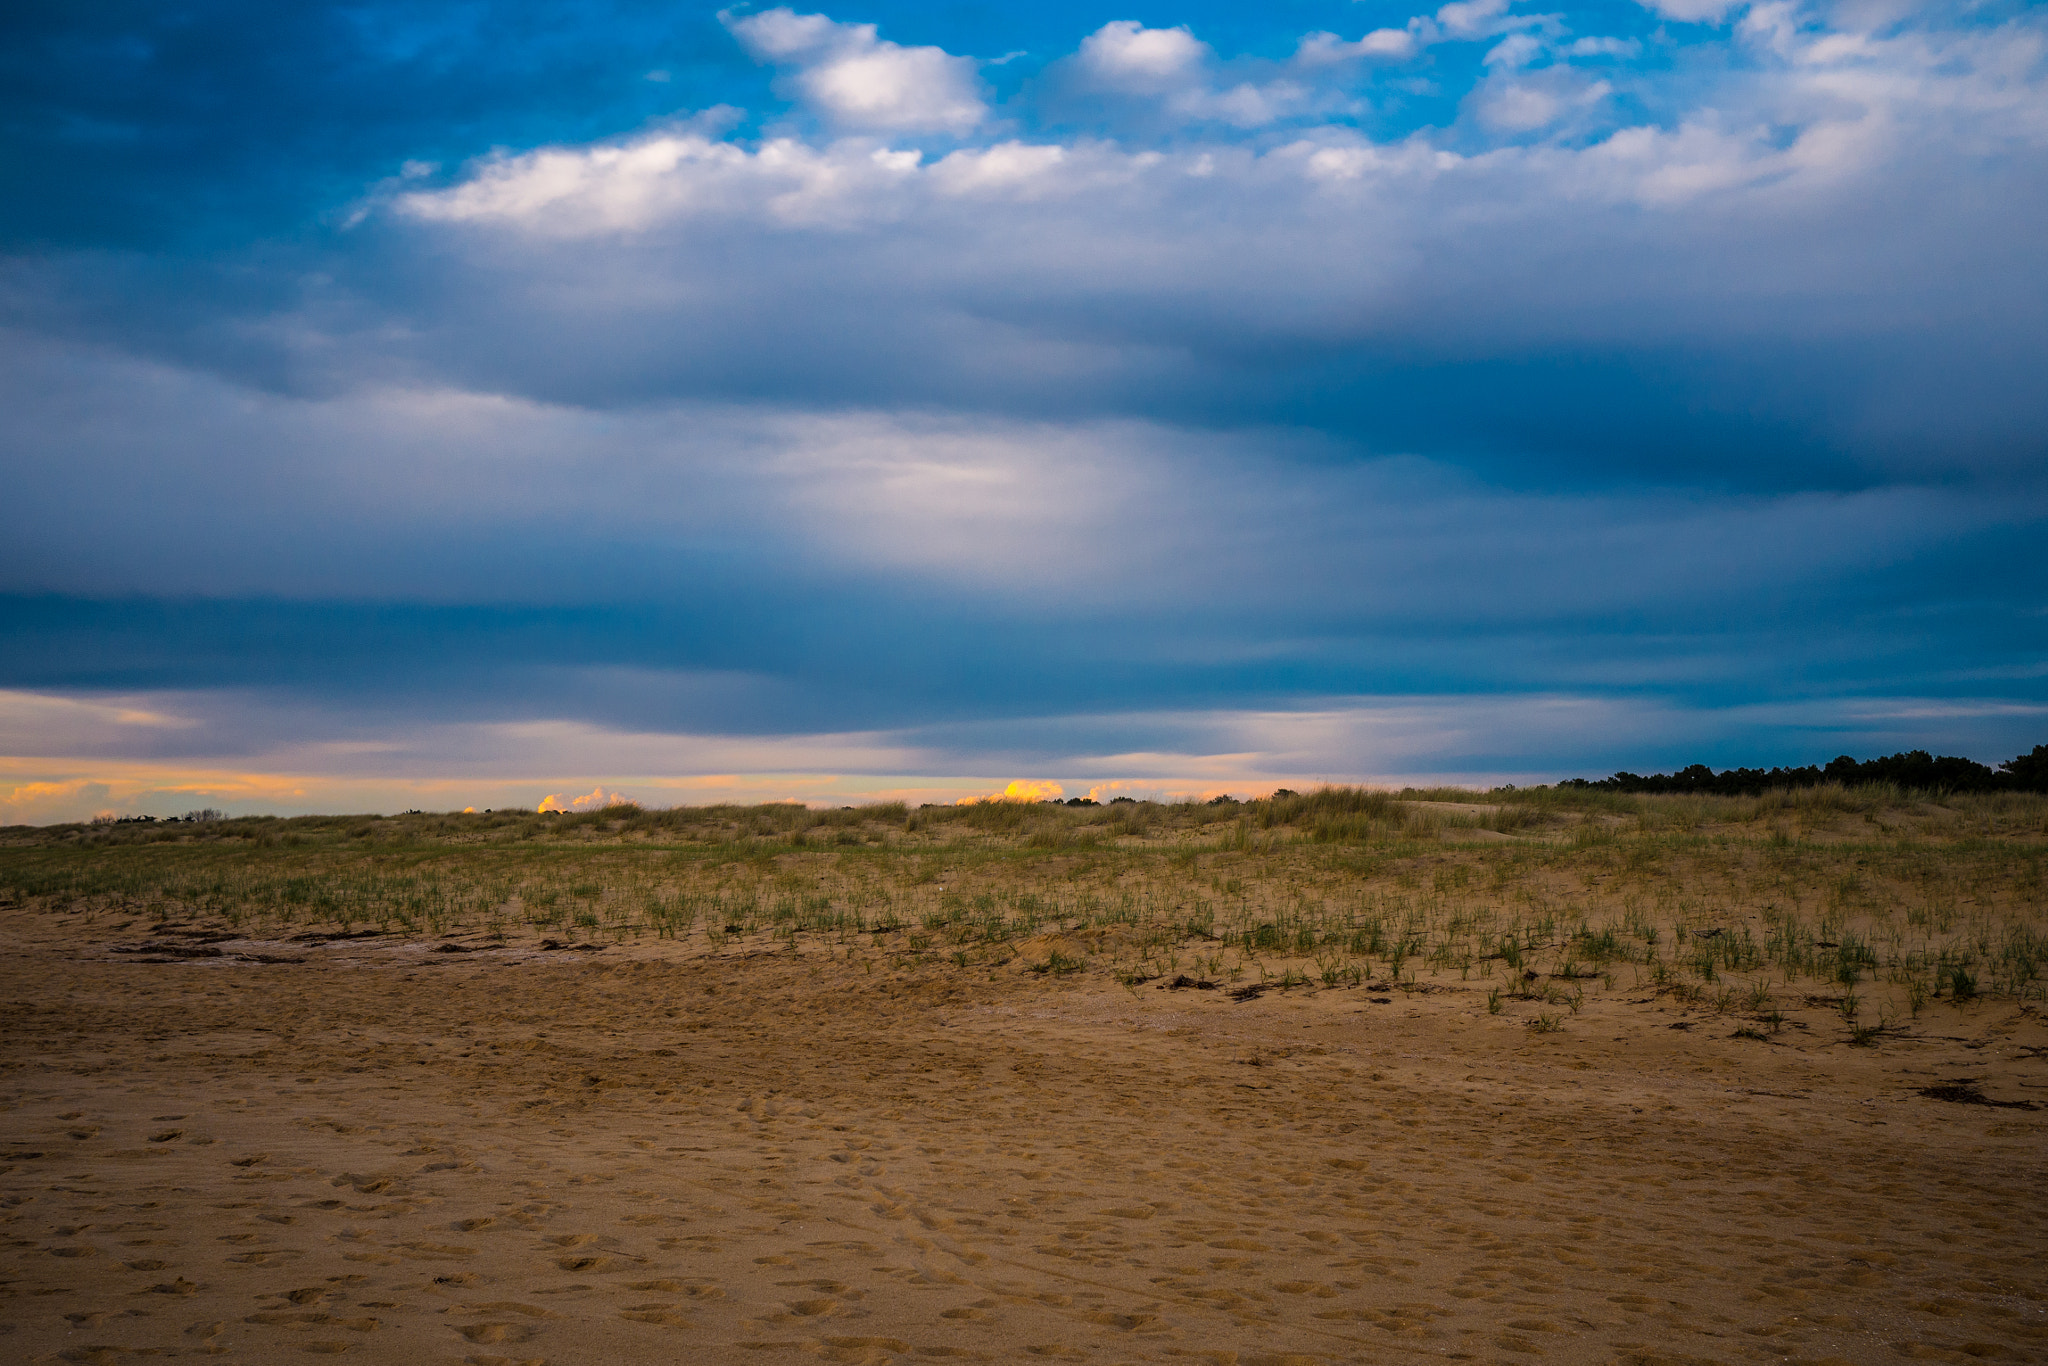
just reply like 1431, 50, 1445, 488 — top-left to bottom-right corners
2, 0, 2045, 819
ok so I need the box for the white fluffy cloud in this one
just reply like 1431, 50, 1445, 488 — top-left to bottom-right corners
1475, 71, 1614, 130
1295, 28, 1420, 64
1637, 0, 1745, 23
1485, 33, 1546, 68
537, 784, 634, 812
328, 0, 2045, 497
1433, 0, 1520, 40
387, 7, 2046, 345
400, 130, 925, 232
725, 8, 985, 134
1077, 20, 1210, 89
406, 1, 2048, 231
1069, 20, 1328, 127
1295, 0, 1553, 72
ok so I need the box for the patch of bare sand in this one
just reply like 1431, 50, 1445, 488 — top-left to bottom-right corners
2, 916, 2045, 1365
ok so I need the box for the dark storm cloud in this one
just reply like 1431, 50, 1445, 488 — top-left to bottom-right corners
0, 1, 764, 250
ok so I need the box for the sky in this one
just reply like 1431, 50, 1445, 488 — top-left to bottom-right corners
2, 0, 2045, 821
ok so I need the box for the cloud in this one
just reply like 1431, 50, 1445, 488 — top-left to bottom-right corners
1485, 34, 1546, 69
724, 8, 985, 134
0, 753, 355, 825
1295, 28, 1421, 65
1068, 20, 1323, 127
0, 690, 200, 754
538, 784, 633, 812
10, 329, 2040, 629
398, 129, 924, 233
350, 6, 2048, 485
1076, 21, 1210, 89
1085, 779, 1175, 803
1434, 0, 1520, 40
1297, 0, 1540, 68
957, 778, 1064, 804
723, 7, 841, 59
1567, 36, 1642, 58
1638, 0, 1744, 24
14, 7, 2017, 492
1474, 72, 1614, 131
0, 779, 112, 826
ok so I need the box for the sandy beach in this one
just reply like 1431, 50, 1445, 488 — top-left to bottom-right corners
4, 876, 2043, 1365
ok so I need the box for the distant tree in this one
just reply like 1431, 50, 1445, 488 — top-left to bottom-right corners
1565, 744, 2041, 795
2001, 744, 2048, 793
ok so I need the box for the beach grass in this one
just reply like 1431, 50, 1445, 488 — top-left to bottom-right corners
4, 786, 2044, 1027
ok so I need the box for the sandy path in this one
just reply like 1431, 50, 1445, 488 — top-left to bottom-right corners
3, 926, 2045, 1364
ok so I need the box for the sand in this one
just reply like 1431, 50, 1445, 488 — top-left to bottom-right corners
3, 914, 2044, 1366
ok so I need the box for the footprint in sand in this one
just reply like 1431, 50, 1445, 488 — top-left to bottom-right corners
555, 1254, 628, 1271
620, 1304, 694, 1325
628, 1280, 723, 1298
390, 1240, 477, 1261
457, 1301, 553, 1320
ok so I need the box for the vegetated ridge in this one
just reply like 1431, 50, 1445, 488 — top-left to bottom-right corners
1564, 742, 2048, 797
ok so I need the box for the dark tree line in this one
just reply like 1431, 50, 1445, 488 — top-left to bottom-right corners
1560, 744, 2048, 796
